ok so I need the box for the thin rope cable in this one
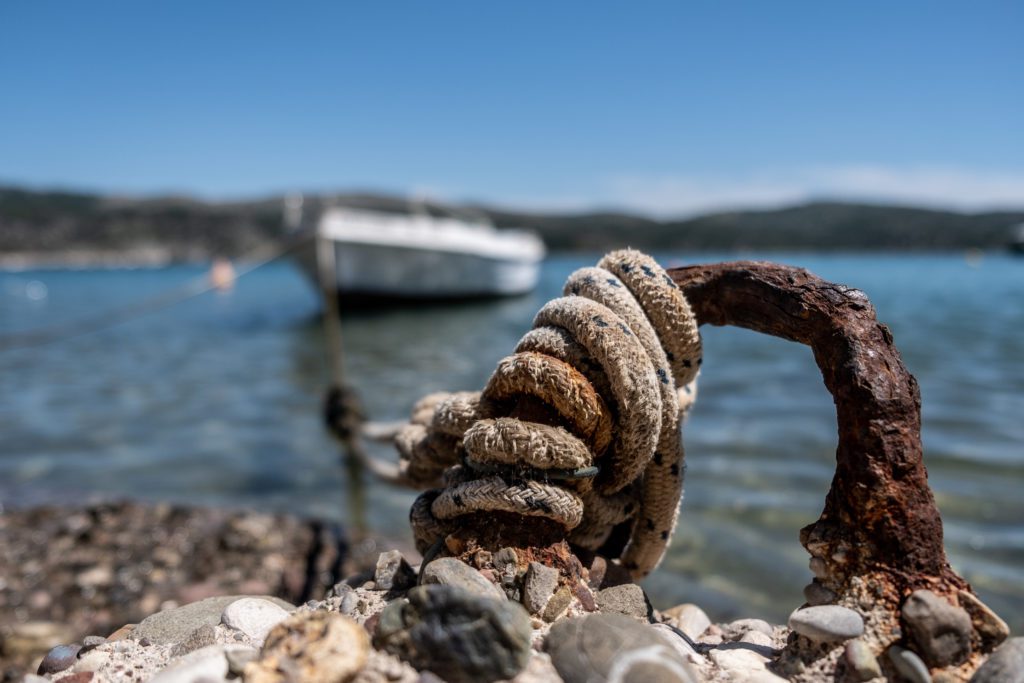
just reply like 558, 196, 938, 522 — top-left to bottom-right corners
0, 233, 313, 352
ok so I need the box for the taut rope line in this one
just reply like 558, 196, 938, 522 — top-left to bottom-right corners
392, 249, 702, 578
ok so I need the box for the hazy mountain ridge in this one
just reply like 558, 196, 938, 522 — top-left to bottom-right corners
2, 185, 1022, 262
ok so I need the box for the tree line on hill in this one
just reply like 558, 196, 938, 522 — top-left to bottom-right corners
1, 185, 1021, 261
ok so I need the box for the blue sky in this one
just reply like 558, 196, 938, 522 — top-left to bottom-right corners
1, 1, 1021, 216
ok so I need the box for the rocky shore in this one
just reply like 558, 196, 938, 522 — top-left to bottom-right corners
3, 502, 1018, 682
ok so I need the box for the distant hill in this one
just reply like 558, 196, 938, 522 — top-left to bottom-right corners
1, 185, 1022, 263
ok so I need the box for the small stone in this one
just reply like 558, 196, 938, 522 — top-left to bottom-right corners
221, 597, 291, 646
587, 556, 608, 590
741, 631, 775, 648
37, 644, 81, 675
543, 587, 574, 622
595, 583, 651, 620
902, 589, 973, 667
374, 550, 417, 592
150, 644, 229, 683
970, 637, 1024, 683
809, 556, 828, 579
245, 611, 369, 683
721, 618, 774, 641
420, 557, 505, 601
78, 636, 106, 656
663, 603, 711, 640
959, 590, 1010, 648
374, 584, 531, 683
788, 605, 865, 642
888, 645, 932, 683
546, 613, 698, 683
52, 674, 93, 683
224, 645, 258, 676
845, 639, 882, 681
522, 562, 559, 615
169, 623, 216, 657
106, 624, 135, 641
803, 580, 837, 606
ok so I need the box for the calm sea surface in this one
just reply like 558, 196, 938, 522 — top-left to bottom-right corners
1, 253, 1021, 631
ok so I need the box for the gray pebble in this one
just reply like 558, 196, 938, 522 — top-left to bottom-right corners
522, 561, 559, 615
803, 580, 837, 606
420, 557, 505, 601
221, 597, 291, 646
374, 584, 531, 683
902, 589, 973, 667
845, 639, 882, 681
224, 645, 259, 676
36, 643, 80, 675
788, 605, 864, 642
971, 637, 1024, 683
131, 595, 293, 645
721, 618, 774, 641
375, 550, 417, 592
595, 583, 652, 620
546, 613, 698, 683
888, 645, 932, 683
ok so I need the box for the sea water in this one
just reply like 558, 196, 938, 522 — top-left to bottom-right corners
1, 253, 1021, 630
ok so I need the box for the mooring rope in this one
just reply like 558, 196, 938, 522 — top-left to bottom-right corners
392, 249, 701, 578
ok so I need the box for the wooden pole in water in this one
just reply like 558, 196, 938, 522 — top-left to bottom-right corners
315, 231, 368, 535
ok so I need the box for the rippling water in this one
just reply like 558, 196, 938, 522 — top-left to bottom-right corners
1, 253, 1021, 631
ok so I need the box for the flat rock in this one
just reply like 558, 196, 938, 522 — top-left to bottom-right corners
888, 645, 932, 683
169, 623, 216, 657
131, 595, 294, 645
420, 557, 505, 601
245, 611, 369, 683
595, 583, 651, 621
902, 589, 972, 667
522, 562, 559, 615
788, 605, 864, 642
374, 550, 417, 592
663, 603, 711, 640
971, 638, 1024, 683
546, 613, 699, 683
375, 584, 531, 683
221, 597, 291, 646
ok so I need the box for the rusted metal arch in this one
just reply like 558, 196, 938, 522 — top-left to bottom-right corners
668, 261, 968, 596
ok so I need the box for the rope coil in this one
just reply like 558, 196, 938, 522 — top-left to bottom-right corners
397, 249, 701, 578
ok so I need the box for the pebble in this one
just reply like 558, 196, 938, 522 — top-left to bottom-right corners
901, 589, 973, 667
663, 603, 711, 640
150, 644, 229, 683
721, 618, 774, 641
970, 637, 1024, 683
78, 636, 106, 656
845, 639, 882, 681
803, 580, 837, 606
131, 595, 293, 645
375, 584, 532, 683
37, 643, 81, 675
245, 611, 369, 683
522, 561, 559, 615
595, 583, 651, 620
888, 645, 932, 683
708, 645, 773, 676
958, 590, 1010, 648
788, 605, 864, 642
546, 613, 698, 683
169, 623, 216, 657
543, 586, 573, 622
420, 557, 506, 601
224, 645, 259, 676
374, 550, 417, 592
221, 597, 291, 646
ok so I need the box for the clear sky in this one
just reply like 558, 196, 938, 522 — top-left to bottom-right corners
1, 1, 1021, 216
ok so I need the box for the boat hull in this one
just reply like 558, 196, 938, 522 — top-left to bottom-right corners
296, 239, 542, 304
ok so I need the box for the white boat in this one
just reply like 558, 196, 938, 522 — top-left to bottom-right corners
295, 204, 546, 304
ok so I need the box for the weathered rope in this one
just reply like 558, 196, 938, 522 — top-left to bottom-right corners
397, 249, 702, 578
